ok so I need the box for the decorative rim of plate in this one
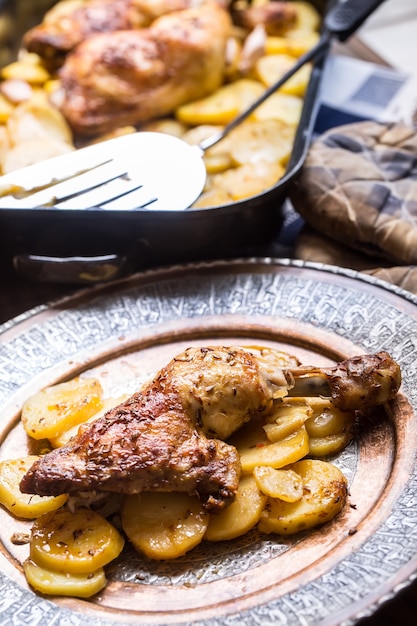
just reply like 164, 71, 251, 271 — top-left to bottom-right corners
1, 256, 417, 626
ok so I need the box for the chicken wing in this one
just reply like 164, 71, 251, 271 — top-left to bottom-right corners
23, 0, 212, 69
20, 347, 401, 513
57, 2, 232, 135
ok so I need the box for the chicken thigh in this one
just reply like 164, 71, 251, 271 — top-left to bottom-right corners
20, 346, 290, 513
57, 2, 232, 135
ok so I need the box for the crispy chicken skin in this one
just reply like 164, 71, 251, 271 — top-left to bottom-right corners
23, 0, 212, 68
20, 346, 288, 513
20, 347, 401, 513
57, 2, 232, 135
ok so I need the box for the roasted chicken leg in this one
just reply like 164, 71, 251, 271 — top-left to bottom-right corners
57, 2, 232, 135
20, 347, 401, 513
288, 351, 402, 412
20, 346, 292, 513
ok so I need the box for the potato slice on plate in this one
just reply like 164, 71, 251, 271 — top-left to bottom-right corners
308, 431, 353, 458
23, 559, 107, 598
304, 397, 355, 438
122, 492, 209, 560
30, 507, 124, 574
0, 78, 33, 104
230, 419, 309, 474
205, 475, 267, 541
253, 466, 303, 502
258, 459, 348, 535
255, 54, 312, 97
263, 400, 312, 442
304, 397, 355, 457
49, 394, 129, 448
0, 456, 67, 519
21, 377, 103, 441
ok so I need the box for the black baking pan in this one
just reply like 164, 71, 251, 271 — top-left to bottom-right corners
0, 0, 329, 282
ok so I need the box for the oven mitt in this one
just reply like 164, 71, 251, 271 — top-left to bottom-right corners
295, 224, 417, 295
289, 120, 417, 294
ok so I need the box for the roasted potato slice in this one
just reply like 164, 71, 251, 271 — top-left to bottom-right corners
139, 117, 188, 138
292, 1, 321, 31
229, 119, 295, 166
304, 397, 355, 457
304, 397, 355, 438
251, 92, 303, 126
7, 100, 73, 146
122, 492, 209, 560
182, 124, 234, 174
210, 160, 284, 201
49, 394, 129, 448
21, 377, 103, 441
308, 432, 353, 457
0, 78, 33, 104
205, 475, 267, 541
1, 58, 50, 84
253, 466, 303, 502
0, 92, 15, 122
30, 507, 124, 574
23, 559, 107, 598
258, 459, 348, 535
176, 78, 265, 126
231, 419, 309, 474
2, 136, 74, 173
0, 456, 67, 519
255, 53, 312, 97
263, 400, 312, 442
191, 187, 233, 208
265, 30, 320, 57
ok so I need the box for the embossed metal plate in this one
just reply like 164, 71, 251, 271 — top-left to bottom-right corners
0, 258, 416, 626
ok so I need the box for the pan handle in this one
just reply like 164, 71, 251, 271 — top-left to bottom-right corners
325, 0, 387, 42
13, 253, 129, 284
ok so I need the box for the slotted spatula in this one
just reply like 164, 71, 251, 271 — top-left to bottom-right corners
0, 0, 386, 212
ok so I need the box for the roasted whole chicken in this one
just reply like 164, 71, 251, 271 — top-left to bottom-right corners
23, 0, 212, 68
21, 0, 304, 136
20, 346, 401, 513
57, 2, 232, 135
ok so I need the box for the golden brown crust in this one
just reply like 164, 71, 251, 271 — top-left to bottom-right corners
58, 2, 232, 135
23, 0, 212, 68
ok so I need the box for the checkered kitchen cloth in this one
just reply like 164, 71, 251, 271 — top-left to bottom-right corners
289, 120, 417, 294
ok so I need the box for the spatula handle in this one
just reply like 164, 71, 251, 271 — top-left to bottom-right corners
325, 0, 387, 42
